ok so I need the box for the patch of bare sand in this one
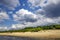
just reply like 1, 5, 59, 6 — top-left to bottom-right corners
0, 30, 60, 38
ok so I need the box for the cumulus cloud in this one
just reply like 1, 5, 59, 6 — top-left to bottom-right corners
0, 11, 9, 30
28, 0, 60, 7
28, 0, 47, 8
0, 0, 20, 10
12, 8, 59, 29
11, 15, 60, 29
13, 9, 38, 23
0, 0, 60, 30
0, 11, 9, 24
28, 0, 60, 18
0, 11, 9, 21
12, 0, 60, 29
9, 0, 60, 30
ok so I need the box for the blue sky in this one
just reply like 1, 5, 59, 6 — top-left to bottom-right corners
0, 0, 60, 30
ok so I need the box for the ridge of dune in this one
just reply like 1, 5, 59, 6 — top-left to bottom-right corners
0, 30, 60, 38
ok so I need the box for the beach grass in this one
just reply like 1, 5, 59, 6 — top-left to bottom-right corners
0, 30, 60, 39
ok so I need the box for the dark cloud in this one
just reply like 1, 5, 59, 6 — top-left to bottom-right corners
0, 0, 20, 10
24, 18, 37, 22
44, 2, 60, 18
24, 14, 37, 22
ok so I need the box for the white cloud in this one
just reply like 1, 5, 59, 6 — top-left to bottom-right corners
7, 0, 60, 30
47, 0, 60, 4
0, 0, 20, 10
0, 11, 9, 21
12, 16, 60, 29
28, 0, 60, 8
1, 15, 60, 30
28, 0, 47, 8
12, 8, 60, 29
13, 9, 38, 22
0, 11, 10, 31
0, 0, 60, 30
0, 27, 8, 31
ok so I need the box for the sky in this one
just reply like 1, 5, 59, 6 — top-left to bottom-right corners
0, 0, 60, 31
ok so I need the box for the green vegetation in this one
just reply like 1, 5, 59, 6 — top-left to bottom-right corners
0, 24, 60, 33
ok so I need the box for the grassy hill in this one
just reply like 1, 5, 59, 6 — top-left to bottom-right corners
0, 24, 60, 33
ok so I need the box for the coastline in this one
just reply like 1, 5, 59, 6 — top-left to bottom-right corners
0, 30, 60, 38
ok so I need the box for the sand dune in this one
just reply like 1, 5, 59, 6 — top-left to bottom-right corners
0, 30, 60, 38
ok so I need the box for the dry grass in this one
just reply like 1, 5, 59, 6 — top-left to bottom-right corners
0, 30, 60, 38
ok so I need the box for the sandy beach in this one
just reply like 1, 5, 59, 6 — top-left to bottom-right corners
0, 30, 60, 39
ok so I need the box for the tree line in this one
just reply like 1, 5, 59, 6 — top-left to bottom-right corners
0, 24, 60, 33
